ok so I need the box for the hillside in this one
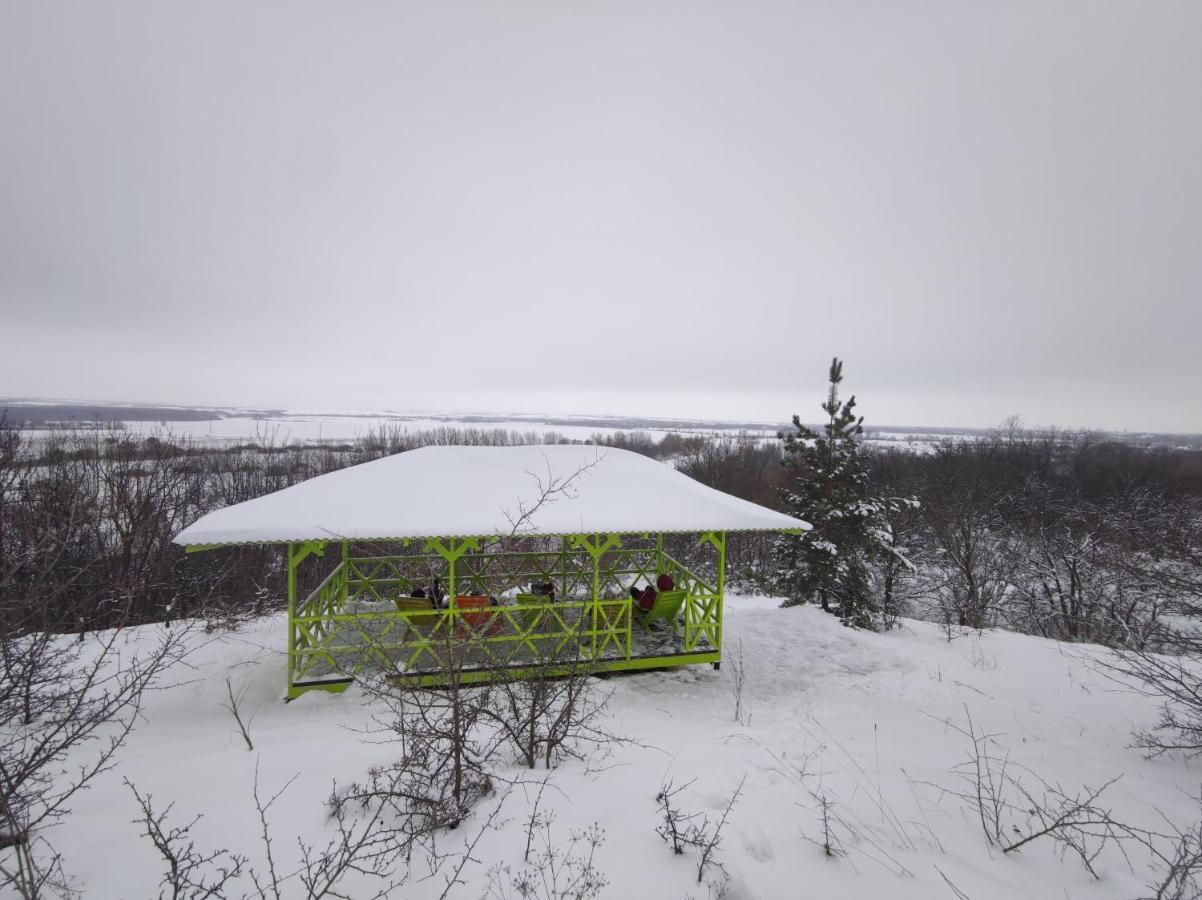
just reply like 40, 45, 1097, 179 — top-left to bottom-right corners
43, 599, 1198, 899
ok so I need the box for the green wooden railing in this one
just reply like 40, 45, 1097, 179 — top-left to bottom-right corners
286, 532, 725, 696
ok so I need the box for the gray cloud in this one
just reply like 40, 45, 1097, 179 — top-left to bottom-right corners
2, 1, 1200, 431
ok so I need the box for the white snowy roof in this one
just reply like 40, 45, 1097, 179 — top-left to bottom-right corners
174, 444, 809, 547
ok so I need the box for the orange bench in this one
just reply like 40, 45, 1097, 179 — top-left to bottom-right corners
453, 595, 501, 636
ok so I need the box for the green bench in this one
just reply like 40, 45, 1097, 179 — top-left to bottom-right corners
635, 589, 685, 636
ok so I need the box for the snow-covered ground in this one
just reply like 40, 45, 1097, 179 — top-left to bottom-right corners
46, 600, 1196, 898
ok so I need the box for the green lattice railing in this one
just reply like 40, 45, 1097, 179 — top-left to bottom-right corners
290, 594, 632, 685
286, 532, 725, 696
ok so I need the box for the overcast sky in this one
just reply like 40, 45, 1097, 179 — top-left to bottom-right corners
2, 2, 1200, 432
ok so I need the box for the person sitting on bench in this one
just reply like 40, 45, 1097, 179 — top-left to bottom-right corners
528, 581, 556, 601
630, 576, 684, 634
629, 583, 656, 612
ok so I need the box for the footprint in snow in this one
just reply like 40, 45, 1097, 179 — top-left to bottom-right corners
740, 822, 775, 863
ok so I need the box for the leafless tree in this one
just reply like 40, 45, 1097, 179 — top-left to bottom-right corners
919, 460, 1017, 632
871, 498, 924, 630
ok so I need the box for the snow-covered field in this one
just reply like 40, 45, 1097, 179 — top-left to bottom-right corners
109, 414, 652, 446
21, 413, 973, 455
10, 407, 783, 447
48, 600, 1196, 899
10, 402, 994, 452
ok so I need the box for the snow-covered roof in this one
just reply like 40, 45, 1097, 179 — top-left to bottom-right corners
174, 444, 809, 547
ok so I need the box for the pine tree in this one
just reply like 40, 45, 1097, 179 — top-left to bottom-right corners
774, 358, 915, 629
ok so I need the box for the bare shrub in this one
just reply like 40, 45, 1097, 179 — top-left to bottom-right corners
729, 638, 749, 726
793, 778, 918, 877
655, 775, 746, 884
127, 780, 247, 899
126, 763, 411, 900
0, 622, 188, 897
521, 777, 553, 863
484, 821, 608, 900
342, 668, 501, 836
804, 790, 843, 859
1108, 650, 1202, 759
487, 667, 618, 771
1139, 813, 1202, 900
222, 675, 256, 752
927, 708, 1125, 879
1094, 494, 1202, 758
655, 778, 699, 857
927, 710, 1202, 893
919, 469, 1017, 632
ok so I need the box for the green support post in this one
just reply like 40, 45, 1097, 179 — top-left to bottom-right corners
560, 535, 568, 598
697, 531, 727, 662
626, 602, 633, 659
569, 533, 623, 658
285, 540, 329, 698
714, 530, 726, 653
570, 533, 622, 601
340, 540, 349, 608
424, 536, 479, 606
287, 542, 297, 690
714, 531, 726, 597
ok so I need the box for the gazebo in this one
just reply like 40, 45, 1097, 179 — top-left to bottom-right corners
174, 445, 808, 698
